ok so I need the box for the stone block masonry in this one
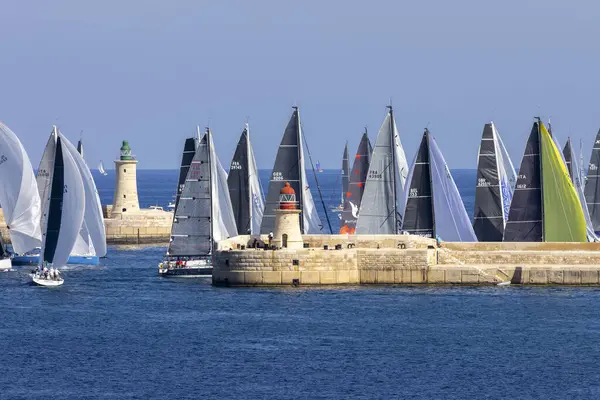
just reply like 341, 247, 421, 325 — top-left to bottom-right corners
213, 234, 600, 286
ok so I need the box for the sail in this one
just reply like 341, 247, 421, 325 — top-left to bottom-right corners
402, 131, 434, 237
428, 131, 477, 242
61, 133, 107, 257
228, 125, 264, 235
37, 127, 58, 231
40, 136, 85, 267
247, 130, 265, 234
504, 123, 543, 241
584, 129, 600, 233
228, 128, 251, 234
208, 130, 237, 242
261, 108, 322, 234
540, 123, 587, 242
168, 135, 212, 256
98, 161, 107, 175
174, 138, 197, 212
473, 122, 513, 241
0, 122, 42, 253
563, 139, 574, 181
356, 108, 408, 234
564, 138, 598, 241
340, 132, 372, 234
341, 143, 349, 204
77, 139, 84, 159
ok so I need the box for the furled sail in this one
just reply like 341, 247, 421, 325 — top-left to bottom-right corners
261, 107, 322, 234
228, 124, 265, 235
355, 106, 408, 234
584, 129, 600, 233
473, 122, 516, 241
564, 138, 598, 241
340, 131, 372, 234
62, 134, 107, 257
0, 122, 42, 254
505, 121, 586, 242
402, 129, 476, 241
40, 136, 85, 267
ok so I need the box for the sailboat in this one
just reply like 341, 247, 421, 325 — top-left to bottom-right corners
316, 161, 324, 173
260, 107, 323, 234
228, 123, 265, 235
504, 120, 586, 242
402, 129, 477, 241
584, 129, 600, 234
563, 138, 598, 241
31, 133, 85, 286
355, 106, 408, 234
159, 128, 237, 276
0, 122, 43, 271
472, 122, 516, 241
332, 143, 349, 213
339, 131, 372, 234
98, 161, 108, 176
13, 127, 103, 265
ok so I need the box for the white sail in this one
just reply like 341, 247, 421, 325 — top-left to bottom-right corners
39, 135, 85, 267
98, 161, 107, 175
62, 134, 107, 257
0, 122, 42, 254
247, 129, 265, 234
297, 115, 322, 233
492, 122, 517, 223
428, 135, 477, 242
208, 131, 237, 243
356, 108, 408, 234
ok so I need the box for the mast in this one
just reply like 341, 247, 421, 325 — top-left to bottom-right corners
388, 105, 398, 232
246, 123, 253, 234
426, 129, 436, 237
206, 127, 214, 254
294, 107, 305, 232
536, 118, 545, 241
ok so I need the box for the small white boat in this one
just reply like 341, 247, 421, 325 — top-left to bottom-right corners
0, 258, 12, 272
98, 160, 108, 176
31, 271, 64, 287
167, 201, 175, 211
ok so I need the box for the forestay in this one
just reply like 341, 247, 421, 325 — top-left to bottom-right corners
0, 122, 42, 254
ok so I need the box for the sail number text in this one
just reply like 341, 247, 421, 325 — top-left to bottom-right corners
0, 155, 7, 165
230, 161, 242, 170
272, 171, 283, 181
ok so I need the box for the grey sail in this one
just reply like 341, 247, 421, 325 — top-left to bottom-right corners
260, 107, 322, 234
174, 138, 197, 211
340, 131, 372, 234
341, 142, 349, 204
402, 131, 434, 237
504, 123, 542, 241
473, 123, 504, 241
563, 139, 573, 181
355, 107, 408, 234
167, 135, 212, 256
584, 129, 600, 233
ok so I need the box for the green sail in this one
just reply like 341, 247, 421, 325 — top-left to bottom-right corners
540, 122, 587, 242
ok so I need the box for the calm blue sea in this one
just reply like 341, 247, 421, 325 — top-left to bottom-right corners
4, 170, 600, 399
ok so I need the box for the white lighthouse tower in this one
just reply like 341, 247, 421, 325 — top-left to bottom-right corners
111, 140, 140, 217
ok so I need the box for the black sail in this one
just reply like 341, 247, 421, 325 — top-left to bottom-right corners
174, 138, 197, 211
473, 123, 504, 241
228, 128, 251, 234
340, 131, 372, 234
260, 109, 303, 234
43, 136, 65, 264
584, 129, 600, 233
341, 142, 349, 202
402, 131, 434, 237
77, 139, 83, 158
504, 122, 542, 241
563, 138, 574, 182
168, 134, 212, 256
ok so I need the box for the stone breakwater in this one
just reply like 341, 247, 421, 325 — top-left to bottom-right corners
213, 234, 600, 286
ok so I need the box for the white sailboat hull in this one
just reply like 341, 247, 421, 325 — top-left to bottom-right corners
0, 258, 12, 271
31, 275, 64, 287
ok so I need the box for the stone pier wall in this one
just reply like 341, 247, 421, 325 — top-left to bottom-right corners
213, 234, 600, 286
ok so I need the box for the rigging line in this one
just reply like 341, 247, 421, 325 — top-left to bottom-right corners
300, 125, 333, 234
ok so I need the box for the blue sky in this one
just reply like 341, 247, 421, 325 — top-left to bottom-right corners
2, 0, 599, 170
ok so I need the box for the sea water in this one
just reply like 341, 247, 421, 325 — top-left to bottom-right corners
3, 170, 600, 399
